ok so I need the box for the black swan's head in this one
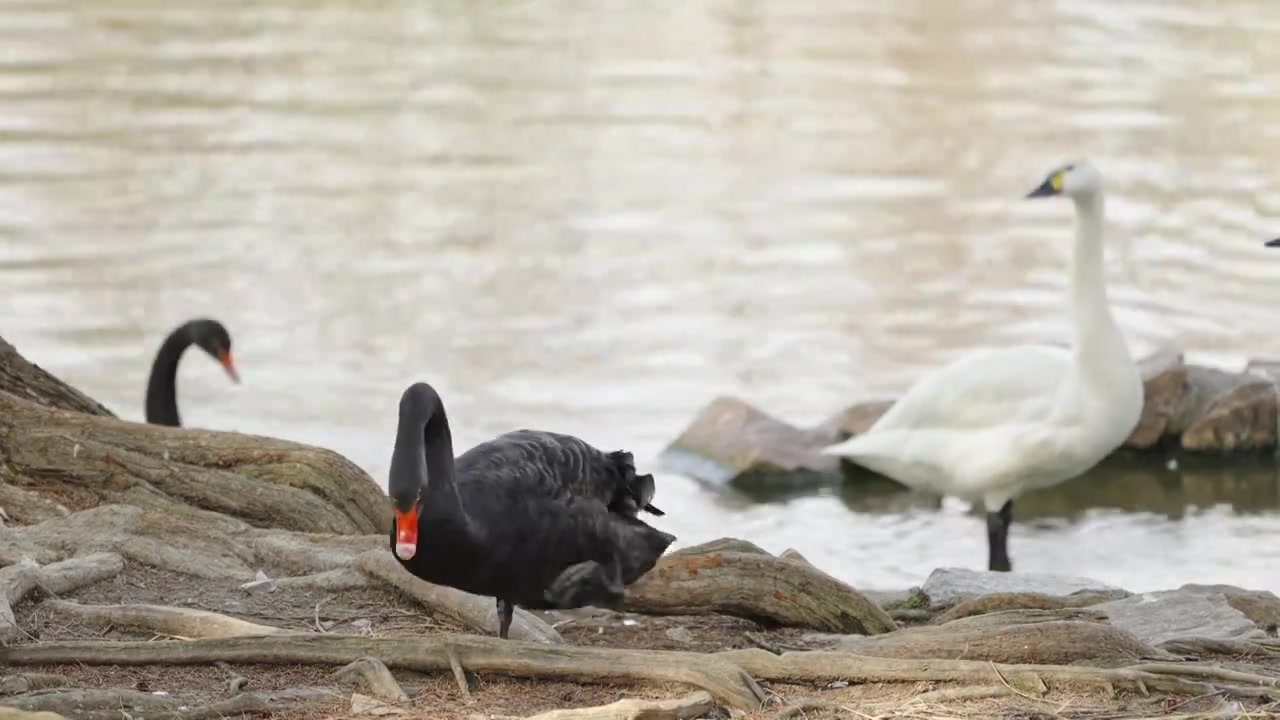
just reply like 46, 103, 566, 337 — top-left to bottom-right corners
388, 382, 443, 561
187, 318, 238, 383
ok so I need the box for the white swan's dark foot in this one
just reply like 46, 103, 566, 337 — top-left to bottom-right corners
986, 499, 1014, 572
543, 560, 624, 608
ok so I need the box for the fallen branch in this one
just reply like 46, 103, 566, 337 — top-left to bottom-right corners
0, 552, 124, 642
0, 688, 272, 720
523, 691, 714, 720
0, 633, 767, 711
334, 657, 409, 705
717, 648, 1280, 702
621, 551, 897, 635
39, 599, 295, 640
354, 548, 562, 644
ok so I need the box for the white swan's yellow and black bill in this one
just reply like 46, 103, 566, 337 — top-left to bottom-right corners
1265, 237, 1280, 247
1026, 170, 1065, 198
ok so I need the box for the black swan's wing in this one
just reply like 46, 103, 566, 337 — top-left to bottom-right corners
453, 429, 663, 518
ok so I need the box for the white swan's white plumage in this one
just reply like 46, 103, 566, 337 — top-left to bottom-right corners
822, 159, 1143, 571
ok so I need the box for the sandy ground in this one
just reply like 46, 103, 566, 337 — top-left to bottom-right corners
6, 565, 1278, 720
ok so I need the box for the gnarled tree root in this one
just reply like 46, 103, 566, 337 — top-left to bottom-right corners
522, 691, 714, 720
354, 549, 562, 644
620, 550, 897, 635
0, 383, 388, 536
334, 657, 409, 705
0, 552, 124, 643
718, 648, 1280, 701
0, 633, 767, 711
39, 599, 294, 640
797, 610, 1180, 667
0, 688, 272, 720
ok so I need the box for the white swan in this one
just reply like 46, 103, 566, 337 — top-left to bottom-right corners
822, 160, 1143, 572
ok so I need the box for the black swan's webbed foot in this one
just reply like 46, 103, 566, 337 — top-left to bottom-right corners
496, 598, 514, 640
543, 560, 624, 609
986, 499, 1014, 572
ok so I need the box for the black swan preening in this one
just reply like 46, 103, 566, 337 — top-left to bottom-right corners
144, 318, 238, 427
387, 381, 676, 639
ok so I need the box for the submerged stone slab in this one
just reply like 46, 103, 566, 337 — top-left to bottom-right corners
1093, 589, 1268, 646
920, 567, 1128, 610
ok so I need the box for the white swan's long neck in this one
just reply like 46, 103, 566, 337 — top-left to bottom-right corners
1068, 192, 1132, 390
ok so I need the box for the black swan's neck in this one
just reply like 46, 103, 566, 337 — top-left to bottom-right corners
392, 396, 474, 534
145, 324, 194, 427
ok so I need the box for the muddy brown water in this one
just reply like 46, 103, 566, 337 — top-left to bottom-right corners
1, 0, 1279, 593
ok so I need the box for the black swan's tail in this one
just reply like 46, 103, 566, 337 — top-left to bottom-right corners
605, 450, 665, 517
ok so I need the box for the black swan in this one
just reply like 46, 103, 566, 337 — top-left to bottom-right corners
387, 381, 676, 639
144, 318, 238, 427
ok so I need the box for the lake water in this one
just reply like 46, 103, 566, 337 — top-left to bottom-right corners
2, 0, 1280, 594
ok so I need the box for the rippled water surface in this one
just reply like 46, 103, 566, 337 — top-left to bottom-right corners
3, 0, 1280, 593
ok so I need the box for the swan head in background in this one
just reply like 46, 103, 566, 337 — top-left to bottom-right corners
188, 318, 239, 383
1025, 160, 1102, 201
1264, 237, 1280, 248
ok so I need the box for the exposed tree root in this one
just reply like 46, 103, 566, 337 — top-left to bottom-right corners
447, 647, 474, 704
716, 648, 1280, 701
0, 688, 272, 720
272, 568, 370, 592
1160, 636, 1280, 658
39, 599, 294, 640
354, 548, 562, 644
776, 685, 1018, 720
0, 335, 113, 417
0, 633, 768, 711
0, 478, 67, 527
0, 383, 388, 536
0, 552, 124, 643
621, 550, 898, 635
334, 656, 409, 705
0, 674, 65, 696
795, 614, 1175, 667
668, 538, 771, 558
521, 691, 714, 720
0, 504, 383, 584
0, 707, 69, 720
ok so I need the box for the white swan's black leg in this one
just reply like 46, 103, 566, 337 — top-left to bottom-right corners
543, 560, 624, 608
496, 598, 514, 639
986, 499, 1014, 572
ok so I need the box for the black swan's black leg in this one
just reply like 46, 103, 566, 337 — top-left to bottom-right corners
496, 598, 514, 639
544, 560, 624, 609
986, 499, 1014, 572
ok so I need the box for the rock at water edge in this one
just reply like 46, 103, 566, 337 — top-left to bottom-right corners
1180, 380, 1277, 452
920, 567, 1128, 610
1124, 349, 1185, 450
657, 396, 839, 491
1092, 589, 1269, 645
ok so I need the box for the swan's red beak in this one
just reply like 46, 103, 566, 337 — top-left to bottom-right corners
394, 504, 419, 561
217, 348, 239, 383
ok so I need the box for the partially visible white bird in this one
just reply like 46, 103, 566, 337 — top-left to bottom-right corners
822, 160, 1143, 573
